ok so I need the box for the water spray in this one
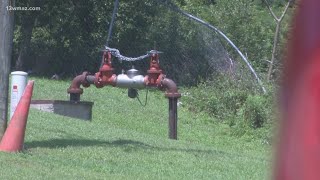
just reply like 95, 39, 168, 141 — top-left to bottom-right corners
157, 0, 267, 94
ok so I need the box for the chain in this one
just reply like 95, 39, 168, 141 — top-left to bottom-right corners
105, 46, 151, 62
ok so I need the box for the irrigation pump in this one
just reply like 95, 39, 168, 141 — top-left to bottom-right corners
67, 48, 181, 139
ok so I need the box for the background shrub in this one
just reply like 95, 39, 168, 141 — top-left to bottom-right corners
182, 72, 275, 139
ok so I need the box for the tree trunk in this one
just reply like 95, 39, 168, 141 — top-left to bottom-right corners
15, 16, 36, 70
267, 22, 281, 81
0, 0, 15, 140
264, 0, 292, 82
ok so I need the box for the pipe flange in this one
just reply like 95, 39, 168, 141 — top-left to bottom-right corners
67, 88, 83, 94
165, 92, 181, 98
82, 72, 91, 88
157, 74, 166, 90
94, 72, 104, 88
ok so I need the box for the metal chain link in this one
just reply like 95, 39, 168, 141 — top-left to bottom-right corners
105, 46, 151, 62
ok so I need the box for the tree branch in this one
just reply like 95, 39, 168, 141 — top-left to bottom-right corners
279, 0, 292, 22
263, 0, 279, 21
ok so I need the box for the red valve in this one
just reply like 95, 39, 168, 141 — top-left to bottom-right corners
145, 52, 164, 87
94, 51, 116, 87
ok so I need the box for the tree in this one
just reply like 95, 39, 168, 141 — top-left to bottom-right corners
15, 0, 42, 70
264, 0, 292, 82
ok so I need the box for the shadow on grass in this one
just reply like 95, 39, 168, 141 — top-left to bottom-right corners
25, 138, 268, 161
25, 138, 229, 156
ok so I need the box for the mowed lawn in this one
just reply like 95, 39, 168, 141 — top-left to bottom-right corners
0, 77, 271, 179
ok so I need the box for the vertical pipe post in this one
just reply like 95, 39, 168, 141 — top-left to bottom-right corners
10, 71, 28, 120
70, 93, 80, 102
168, 97, 178, 140
0, 0, 15, 140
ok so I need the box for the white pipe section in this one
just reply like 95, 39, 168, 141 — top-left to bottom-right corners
116, 74, 145, 89
10, 71, 28, 120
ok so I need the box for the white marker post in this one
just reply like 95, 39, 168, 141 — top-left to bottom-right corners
10, 71, 28, 120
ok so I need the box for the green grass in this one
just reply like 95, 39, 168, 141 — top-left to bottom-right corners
0, 77, 271, 179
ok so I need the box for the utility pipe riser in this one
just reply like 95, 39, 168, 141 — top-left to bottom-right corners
10, 71, 28, 120
168, 97, 178, 140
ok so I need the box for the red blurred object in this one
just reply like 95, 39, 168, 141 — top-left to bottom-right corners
275, 0, 320, 179
0, 81, 34, 152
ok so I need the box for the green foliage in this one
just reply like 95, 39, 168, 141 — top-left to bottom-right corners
184, 81, 247, 121
13, 0, 293, 84
183, 72, 275, 140
182, 0, 293, 74
14, 0, 114, 75
242, 95, 268, 129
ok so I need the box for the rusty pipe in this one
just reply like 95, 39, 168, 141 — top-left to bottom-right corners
161, 78, 181, 98
67, 72, 95, 101
168, 97, 178, 139
160, 78, 181, 140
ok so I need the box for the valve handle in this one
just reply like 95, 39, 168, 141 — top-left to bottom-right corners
102, 51, 112, 64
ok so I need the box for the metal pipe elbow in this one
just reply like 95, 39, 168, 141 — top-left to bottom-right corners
67, 72, 92, 94
161, 78, 181, 98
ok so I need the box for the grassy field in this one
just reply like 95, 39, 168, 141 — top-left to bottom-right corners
0, 77, 271, 179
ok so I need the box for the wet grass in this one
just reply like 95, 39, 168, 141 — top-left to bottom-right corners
0, 77, 271, 179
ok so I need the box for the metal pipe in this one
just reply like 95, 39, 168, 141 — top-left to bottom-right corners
168, 97, 178, 139
67, 70, 182, 140
67, 72, 93, 101
10, 71, 28, 120
161, 78, 181, 98
85, 75, 96, 84
160, 78, 181, 140
70, 93, 81, 102
116, 74, 145, 89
